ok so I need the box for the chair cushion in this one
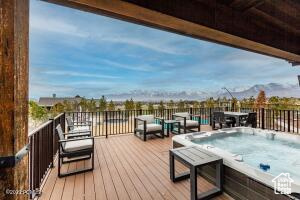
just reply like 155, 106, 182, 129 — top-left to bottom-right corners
138, 123, 162, 132
174, 112, 190, 120
180, 120, 199, 127
137, 115, 155, 125
73, 126, 90, 131
64, 139, 93, 152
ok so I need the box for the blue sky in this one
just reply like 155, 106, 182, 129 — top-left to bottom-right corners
29, 0, 300, 99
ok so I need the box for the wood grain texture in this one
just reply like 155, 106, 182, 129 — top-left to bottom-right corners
39, 133, 233, 200
0, 0, 29, 199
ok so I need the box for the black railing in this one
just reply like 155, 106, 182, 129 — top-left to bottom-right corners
28, 113, 65, 199
65, 107, 230, 137
67, 107, 300, 137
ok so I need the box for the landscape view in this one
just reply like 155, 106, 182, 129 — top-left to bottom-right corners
2, 1, 300, 200
29, 0, 300, 130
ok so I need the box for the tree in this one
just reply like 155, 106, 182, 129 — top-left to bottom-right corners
99, 95, 107, 111
108, 100, 115, 111
205, 97, 215, 108
147, 103, 154, 113
158, 100, 165, 111
124, 98, 135, 110
79, 98, 88, 111
29, 101, 48, 123
135, 101, 142, 110
192, 101, 200, 108
87, 98, 97, 112
62, 100, 73, 112
168, 100, 175, 109
177, 99, 185, 110
255, 90, 267, 108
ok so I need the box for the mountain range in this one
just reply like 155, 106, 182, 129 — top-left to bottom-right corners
105, 83, 300, 101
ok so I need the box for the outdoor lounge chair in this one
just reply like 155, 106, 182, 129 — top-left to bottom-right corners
66, 115, 91, 133
134, 115, 164, 141
172, 112, 201, 134
56, 124, 94, 177
240, 112, 257, 128
212, 111, 235, 129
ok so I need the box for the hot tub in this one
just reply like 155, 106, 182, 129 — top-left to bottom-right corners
172, 127, 300, 199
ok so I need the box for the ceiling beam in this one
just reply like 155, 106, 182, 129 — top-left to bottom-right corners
43, 0, 300, 63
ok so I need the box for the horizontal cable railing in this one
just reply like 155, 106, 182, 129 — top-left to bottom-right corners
28, 113, 65, 199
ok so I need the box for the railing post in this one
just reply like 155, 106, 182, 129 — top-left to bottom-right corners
105, 111, 108, 138
261, 108, 265, 129
209, 108, 212, 126
49, 118, 54, 168
288, 110, 291, 132
189, 107, 193, 115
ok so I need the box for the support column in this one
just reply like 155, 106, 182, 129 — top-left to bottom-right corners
0, 0, 29, 199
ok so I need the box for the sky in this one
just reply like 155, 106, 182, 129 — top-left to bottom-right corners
29, 0, 300, 99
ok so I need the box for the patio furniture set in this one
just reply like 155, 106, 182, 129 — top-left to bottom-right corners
212, 111, 257, 129
134, 112, 201, 141
134, 111, 257, 141
53, 112, 257, 200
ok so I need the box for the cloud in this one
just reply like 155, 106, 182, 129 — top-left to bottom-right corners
30, 16, 88, 38
42, 70, 119, 79
99, 36, 186, 55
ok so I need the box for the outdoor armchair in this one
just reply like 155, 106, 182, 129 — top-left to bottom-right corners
240, 112, 257, 128
56, 124, 94, 177
172, 112, 201, 133
66, 115, 91, 133
134, 115, 164, 141
212, 111, 235, 129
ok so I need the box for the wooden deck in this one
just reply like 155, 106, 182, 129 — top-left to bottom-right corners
39, 127, 232, 200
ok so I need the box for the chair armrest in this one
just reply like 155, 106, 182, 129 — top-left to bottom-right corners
66, 133, 91, 139
172, 114, 186, 120
134, 118, 147, 130
154, 117, 164, 124
59, 136, 94, 143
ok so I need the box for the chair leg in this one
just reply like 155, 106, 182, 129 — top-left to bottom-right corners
92, 152, 94, 170
143, 133, 147, 141
161, 130, 164, 139
58, 155, 61, 178
198, 125, 200, 132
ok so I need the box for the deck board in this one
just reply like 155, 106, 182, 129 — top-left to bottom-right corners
39, 129, 232, 200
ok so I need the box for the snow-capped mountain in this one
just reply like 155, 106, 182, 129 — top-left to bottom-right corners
104, 83, 300, 101
218, 83, 300, 99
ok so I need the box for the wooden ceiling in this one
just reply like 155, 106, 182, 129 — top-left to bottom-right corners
44, 0, 300, 64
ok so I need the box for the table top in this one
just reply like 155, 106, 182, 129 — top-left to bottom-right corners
224, 112, 248, 116
164, 120, 180, 124
170, 146, 222, 166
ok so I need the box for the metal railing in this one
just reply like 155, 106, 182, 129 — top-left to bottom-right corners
28, 113, 65, 199
27, 106, 300, 198
65, 107, 230, 137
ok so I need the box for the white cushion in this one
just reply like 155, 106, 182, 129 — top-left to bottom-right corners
73, 126, 90, 131
64, 139, 93, 152
137, 115, 155, 125
180, 120, 199, 127
138, 123, 162, 132
174, 112, 190, 121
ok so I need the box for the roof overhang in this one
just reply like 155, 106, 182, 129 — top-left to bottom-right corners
43, 0, 300, 63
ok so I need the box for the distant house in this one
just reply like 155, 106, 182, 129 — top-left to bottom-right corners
38, 94, 82, 110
